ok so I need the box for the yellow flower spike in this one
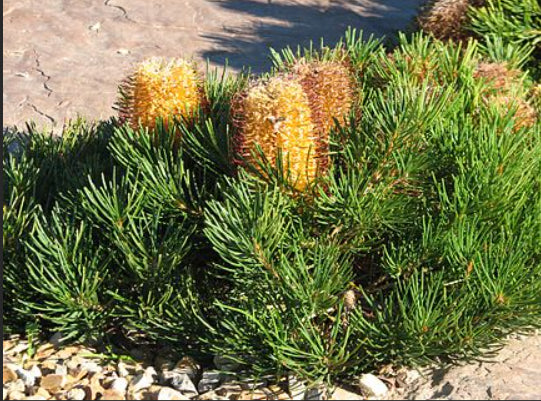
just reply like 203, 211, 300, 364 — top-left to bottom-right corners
233, 75, 317, 191
293, 60, 354, 173
118, 57, 204, 131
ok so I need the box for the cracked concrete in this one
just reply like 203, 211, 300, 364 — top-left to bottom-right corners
32, 49, 53, 98
398, 333, 541, 400
3, 0, 426, 131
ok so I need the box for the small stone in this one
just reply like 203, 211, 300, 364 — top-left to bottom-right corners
358, 374, 388, 398
110, 377, 129, 392
80, 361, 101, 374
197, 390, 228, 400
66, 361, 84, 377
215, 384, 242, 397
3, 341, 14, 352
404, 369, 422, 385
156, 387, 189, 400
14, 366, 37, 388
145, 366, 158, 378
25, 396, 47, 400
117, 362, 131, 378
66, 356, 83, 370
55, 364, 68, 376
33, 388, 51, 399
35, 344, 56, 360
7, 391, 26, 400
84, 374, 105, 399
131, 372, 154, 392
173, 357, 201, 381
343, 289, 357, 311
29, 365, 42, 379
6, 378, 25, 393
198, 370, 221, 394
117, 48, 131, 56
170, 373, 197, 397
56, 346, 80, 360
101, 374, 118, 389
102, 389, 126, 400
67, 387, 87, 400
41, 360, 58, 373
8, 343, 29, 355
240, 379, 267, 391
288, 374, 306, 400
2, 366, 17, 384
330, 387, 363, 400
237, 390, 268, 400
305, 386, 326, 400
41, 374, 67, 392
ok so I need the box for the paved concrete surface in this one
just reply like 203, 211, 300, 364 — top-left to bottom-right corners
403, 333, 541, 400
3, 0, 425, 130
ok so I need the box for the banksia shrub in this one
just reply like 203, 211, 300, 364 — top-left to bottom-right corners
232, 75, 318, 191
117, 57, 205, 131
5, 26, 541, 389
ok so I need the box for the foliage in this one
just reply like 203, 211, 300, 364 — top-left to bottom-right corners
419, 0, 541, 79
468, 0, 541, 75
2, 31, 540, 387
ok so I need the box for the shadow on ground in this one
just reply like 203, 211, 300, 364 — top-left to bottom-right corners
201, 0, 426, 72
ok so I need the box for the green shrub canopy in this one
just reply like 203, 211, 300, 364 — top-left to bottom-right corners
3, 28, 540, 386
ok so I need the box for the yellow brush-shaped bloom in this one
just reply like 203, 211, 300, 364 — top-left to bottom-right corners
294, 60, 354, 171
118, 57, 203, 131
234, 76, 317, 190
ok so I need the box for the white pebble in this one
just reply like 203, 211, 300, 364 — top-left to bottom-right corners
117, 362, 130, 377
110, 377, 129, 392
131, 372, 154, 392
358, 374, 389, 398
157, 387, 189, 400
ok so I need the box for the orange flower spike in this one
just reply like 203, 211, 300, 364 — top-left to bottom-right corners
235, 76, 317, 190
119, 57, 203, 131
294, 60, 354, 172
